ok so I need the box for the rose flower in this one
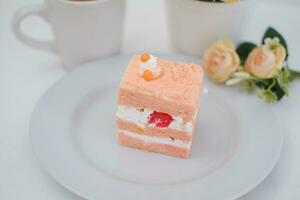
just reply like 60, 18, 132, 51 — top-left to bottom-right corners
245, 38, 286, 79
203, 39, 240, 83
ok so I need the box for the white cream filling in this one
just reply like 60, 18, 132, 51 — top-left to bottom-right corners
116, 105, 193, 133
120, 129, 191, 149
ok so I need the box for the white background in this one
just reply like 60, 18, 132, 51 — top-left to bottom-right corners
1, 0, 300, 200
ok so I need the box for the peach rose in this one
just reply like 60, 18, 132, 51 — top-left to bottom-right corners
203, 39, 240, 83
245, 38, 286, 79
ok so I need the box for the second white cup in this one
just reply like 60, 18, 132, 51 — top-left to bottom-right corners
166, 0, 257, 56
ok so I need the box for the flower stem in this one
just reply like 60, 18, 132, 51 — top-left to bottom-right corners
289, 69, 300, 81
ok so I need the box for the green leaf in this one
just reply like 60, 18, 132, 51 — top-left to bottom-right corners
236, 42, 257, 66
255, 77, 287, 102
255, 78, 273, 89
269, 77, 288, 100
258, 89, 278, 103
271, 80, 287, 100
289, 69, 300, 81
242, 80, 256, 94
262, 27, 289, 60
277, 68, 291, 86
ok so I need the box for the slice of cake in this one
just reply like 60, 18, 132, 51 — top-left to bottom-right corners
116, 53, 204, 158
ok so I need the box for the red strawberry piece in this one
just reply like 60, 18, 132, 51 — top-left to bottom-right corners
147, 111, 173, 128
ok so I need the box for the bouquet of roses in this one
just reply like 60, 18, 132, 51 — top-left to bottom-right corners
203, 27, 300, 103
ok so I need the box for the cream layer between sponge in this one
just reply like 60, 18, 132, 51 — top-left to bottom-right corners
118, 131, 190, 158
116, 117, 193, 142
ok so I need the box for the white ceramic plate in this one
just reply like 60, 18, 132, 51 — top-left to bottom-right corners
30, 55, 283, 200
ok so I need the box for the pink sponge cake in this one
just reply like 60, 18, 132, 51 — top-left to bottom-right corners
116, 53, 204, 158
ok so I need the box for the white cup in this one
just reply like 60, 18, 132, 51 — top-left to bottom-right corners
165, 0, 257, 56
12, 0, 126, 69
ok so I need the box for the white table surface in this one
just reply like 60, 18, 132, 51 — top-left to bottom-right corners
1, 0, 300, 199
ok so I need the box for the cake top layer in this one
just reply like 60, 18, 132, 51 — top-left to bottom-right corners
119, 55, 204, 107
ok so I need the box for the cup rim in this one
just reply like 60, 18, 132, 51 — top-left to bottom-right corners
167, 0, 257, 12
